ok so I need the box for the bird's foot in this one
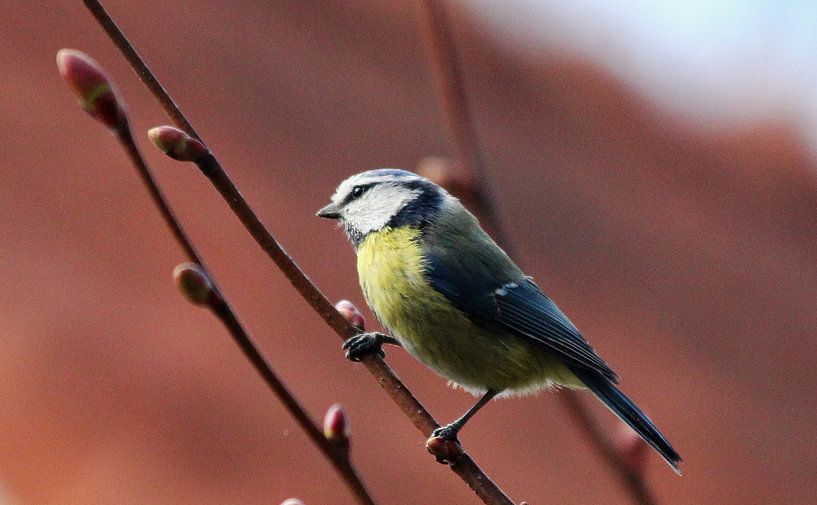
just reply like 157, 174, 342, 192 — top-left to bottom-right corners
342, 332, 391, 361
430, 424, 461, 442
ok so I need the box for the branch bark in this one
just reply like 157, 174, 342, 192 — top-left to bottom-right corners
80, 1, 515, 504
115, 123, 378, 505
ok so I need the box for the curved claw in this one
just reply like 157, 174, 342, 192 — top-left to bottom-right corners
342, 332, 388, 361
430, 424, 460, 443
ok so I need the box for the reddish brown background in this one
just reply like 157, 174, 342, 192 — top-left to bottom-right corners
2, 1, 816, 504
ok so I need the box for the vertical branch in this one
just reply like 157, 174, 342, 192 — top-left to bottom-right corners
416, 2, 658, 505
417, 0, 510, 251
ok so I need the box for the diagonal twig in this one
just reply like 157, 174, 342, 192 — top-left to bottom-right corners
80, 1, 515, 504
115, 122, 378, 505
58, 36, 374, 505
417, 1, 658, 504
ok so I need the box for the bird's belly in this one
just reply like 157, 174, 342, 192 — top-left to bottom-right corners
356, 228, 580, 394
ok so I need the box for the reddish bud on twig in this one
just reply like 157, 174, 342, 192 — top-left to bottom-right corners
173, 263, 215, 306
56, 49, 127, 130
148, 126, 209, 162
324, 403, 351, 456
426, 434, 463, 464
615, 424, 648, 478
416, 156, 476, 202
279, 499, 305, 505
335, 300, 365, 331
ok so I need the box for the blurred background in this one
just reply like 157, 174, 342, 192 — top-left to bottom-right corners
2, 1, 816, 504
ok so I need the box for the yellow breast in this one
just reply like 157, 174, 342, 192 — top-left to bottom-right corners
356, 226, 581, 394
356, 226, 471, 363
356, 226, 434, 332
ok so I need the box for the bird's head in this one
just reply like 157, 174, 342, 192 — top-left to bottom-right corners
317, 169, 447, 246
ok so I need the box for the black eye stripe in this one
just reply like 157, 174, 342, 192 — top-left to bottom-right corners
343, 183, 375, 204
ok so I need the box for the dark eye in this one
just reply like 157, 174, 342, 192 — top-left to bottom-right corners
351, 186, 365, 199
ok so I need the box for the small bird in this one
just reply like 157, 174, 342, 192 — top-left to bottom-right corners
317, 169, 681, 472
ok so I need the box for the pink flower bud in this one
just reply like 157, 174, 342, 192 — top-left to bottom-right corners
323, 403, 350, 455
172, 263, 215, 306
335, 300, 365, 331
416, 156, 475, 199
56, 49, 127, 130
426, 434, 463, 463
615, 424, 648, 477
148, 126, 209, 162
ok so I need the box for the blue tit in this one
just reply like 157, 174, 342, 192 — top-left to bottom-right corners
317, 169, 681, 473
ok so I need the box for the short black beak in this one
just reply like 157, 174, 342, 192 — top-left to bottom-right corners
316, 202, 341, 219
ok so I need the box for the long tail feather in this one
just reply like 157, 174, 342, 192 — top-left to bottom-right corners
570, 367, 682, 474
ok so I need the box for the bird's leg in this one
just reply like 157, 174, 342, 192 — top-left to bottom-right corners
342, 332, 400, 361
431, 389, 499, 441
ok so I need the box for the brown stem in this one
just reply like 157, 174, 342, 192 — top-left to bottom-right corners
82, 0, 197, 138
82, 1, 514, 504
560, 394, 656, 505
207, 295, 376, 505
114, 124, 377, 505
416, 0, 510, 252
417, 1, 658, 504
115, 123, 202, 263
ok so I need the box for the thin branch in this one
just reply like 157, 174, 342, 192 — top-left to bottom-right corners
83, 1, 197, 138
114, 124, 377, 505
80, 1, 515, 504
416, 0, 510, 251
116, 125, 200, 263
416, 1, 659, 504
560, 395, 657, 504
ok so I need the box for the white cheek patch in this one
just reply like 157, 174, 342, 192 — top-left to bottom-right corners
343, 186, 420, 234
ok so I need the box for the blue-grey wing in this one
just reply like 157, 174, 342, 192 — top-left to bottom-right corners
493, 279, 618, 383
423, 234, 618, 383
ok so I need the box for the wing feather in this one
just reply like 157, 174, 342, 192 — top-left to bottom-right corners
494, 280, 618, 383
422, 201, 618, 383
